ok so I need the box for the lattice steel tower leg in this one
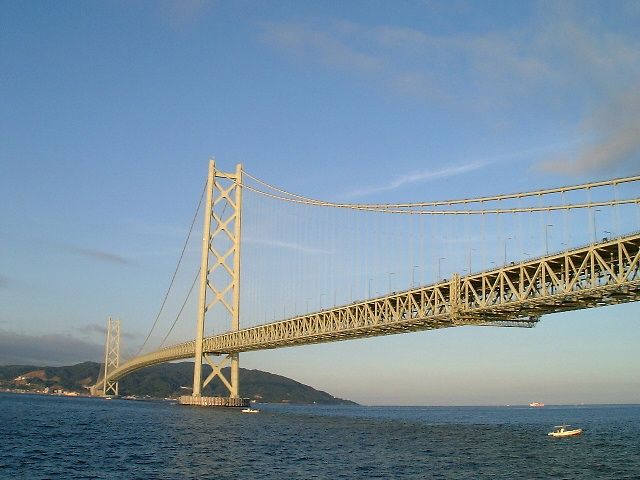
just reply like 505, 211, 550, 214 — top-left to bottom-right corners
191, 160, 243, 401
102, 317, 120, 396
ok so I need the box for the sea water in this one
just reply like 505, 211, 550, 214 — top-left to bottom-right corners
1, 393, 638, 479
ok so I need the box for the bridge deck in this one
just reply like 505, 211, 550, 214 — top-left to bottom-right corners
102, 233, 640, 383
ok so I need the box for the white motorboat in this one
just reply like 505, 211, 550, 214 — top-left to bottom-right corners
241, 408, 260, 414
547, 425, 583, 437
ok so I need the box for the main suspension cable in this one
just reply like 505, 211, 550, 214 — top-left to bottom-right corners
136, 181, 206, 355
159, 267, 200, 348
243, 170, 640, 209
241, 183, 639, 214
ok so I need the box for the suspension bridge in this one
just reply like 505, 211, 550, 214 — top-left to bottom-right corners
93, 161, 640, 407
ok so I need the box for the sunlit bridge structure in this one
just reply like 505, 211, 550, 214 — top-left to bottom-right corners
93, 162, 640, 406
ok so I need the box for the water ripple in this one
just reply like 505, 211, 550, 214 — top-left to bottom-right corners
1, 394, 639, 479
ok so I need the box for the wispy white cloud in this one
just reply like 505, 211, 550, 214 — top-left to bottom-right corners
244, 237, 333, 255
76, 323, 138, 340
536, 90, 640, 174
29, 237, 131, 265
159, 0, 214, 31
342, 161, 488, 199
532, 19, 640, 175
262, 22, 383, 73
262, 11, 640, 175
261, 20, 552, 104
61, 245, 130, 265
340, 138, 587, 199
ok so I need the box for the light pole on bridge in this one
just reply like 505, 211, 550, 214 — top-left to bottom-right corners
592, 208, 601, 243
545, 224, 553, 254
438, 257, 446, 281
388, 272, 395, 292
411, 265, 419, 288
504, 237, 513, 264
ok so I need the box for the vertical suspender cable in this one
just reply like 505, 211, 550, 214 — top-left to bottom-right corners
588, 186, 594, 243
613, 182, 620, 237
481, 201, 486, 271
562, 190, 569, 251
517, 196, 524, 262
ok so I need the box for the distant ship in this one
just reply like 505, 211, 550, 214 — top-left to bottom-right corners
529, 402, 545, 407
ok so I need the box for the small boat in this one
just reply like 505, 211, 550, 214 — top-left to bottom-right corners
529, 402, 545, 407
548, 425, 583, 437
241, 408, 260, 414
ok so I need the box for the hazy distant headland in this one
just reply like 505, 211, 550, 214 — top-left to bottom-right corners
0, 361, 357, 405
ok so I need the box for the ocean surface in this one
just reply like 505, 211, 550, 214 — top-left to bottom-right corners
1, 393, 638, 479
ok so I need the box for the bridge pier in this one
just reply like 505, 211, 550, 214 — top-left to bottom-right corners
178, 396, 249, 407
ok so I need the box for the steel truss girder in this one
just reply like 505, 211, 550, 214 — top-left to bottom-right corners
100, 233, 640, 384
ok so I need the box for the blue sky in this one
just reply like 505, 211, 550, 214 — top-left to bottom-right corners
1, 0, 639, 405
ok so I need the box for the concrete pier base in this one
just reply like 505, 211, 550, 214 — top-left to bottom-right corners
178, 395, 250, 408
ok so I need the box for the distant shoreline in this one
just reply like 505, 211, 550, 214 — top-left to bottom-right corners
2, 391, 638, 409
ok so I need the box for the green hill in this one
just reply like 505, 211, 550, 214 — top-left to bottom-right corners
0, 361, 356, 405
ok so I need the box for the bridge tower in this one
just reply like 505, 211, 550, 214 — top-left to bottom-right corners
102, 316, 120, 396
179, 160, 249, 407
